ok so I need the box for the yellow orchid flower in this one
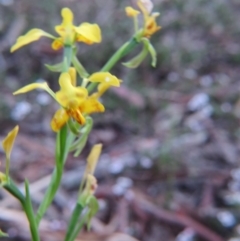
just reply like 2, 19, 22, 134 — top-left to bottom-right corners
125, 0, 161, 38
50, 73, 105, 132
11, 8, 102, 52
13, 69, 121, 132
51, 71, 121, 131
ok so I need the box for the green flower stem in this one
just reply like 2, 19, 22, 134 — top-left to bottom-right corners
64, 203, 84, 241
4, 179, 40, 241
101, 37, 138, 72
24, 180, 40, 241
3, 179, 25, 206
35, 126, 75, 226
67, 210, 89, 241
87, 37, 138, 93
63, 46, 73, 72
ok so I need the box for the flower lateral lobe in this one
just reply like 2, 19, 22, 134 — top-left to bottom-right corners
80, 98, 105, 114
50, 109, 69, 132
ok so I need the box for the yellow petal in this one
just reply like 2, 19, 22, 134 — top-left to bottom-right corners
125, 6, 140, 17
11, 29, 55, 52
95, 83, 111, 97
75, 23, 102, 44
13, 82, 50, 95
86, 144, 102, 175
144, 15, 161, 37
2, 125, 19, 159
61, 8, 74, 26
58, 72, 72, 90
68, 67, 77, 86
56, 73, 88, 108
80, 98, 105, 114
55, 8, 74, 36
50, 109, 69, 132
88, 72, 121, 87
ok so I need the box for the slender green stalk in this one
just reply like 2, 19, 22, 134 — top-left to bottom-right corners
35, 126, 75, 226
101, 37, 138, 72
24, 180, 40, 241
87, 37, 138, 92
4, 179, 40, 241
63, 46, 73, 72
3, 179, 25, 206
67, 211, 89, 241
24, 205, 40, 241
64, 203, 84, 241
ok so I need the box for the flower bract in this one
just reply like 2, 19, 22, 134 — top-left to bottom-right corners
2, 126, 19, 160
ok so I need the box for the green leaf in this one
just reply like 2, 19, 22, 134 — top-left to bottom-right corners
45, 62, 64, 72
64, 202, 84, 241
122, 43, 148, 68
0, 229, 8, 237
72, 56, 89, 79
73, 135, 88, 157
24, 180, 33, 212
142, 38, 157, 67
67, 118, 81, 135
122, 38, 157, 68
85, 196, 99, 230
24, 180, 40, 241
69, 117, 93, 157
